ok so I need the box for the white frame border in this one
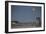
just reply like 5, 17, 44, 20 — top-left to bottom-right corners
8, 2, 44, 32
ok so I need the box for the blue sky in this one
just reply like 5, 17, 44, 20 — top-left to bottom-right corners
11, 5, 41, 22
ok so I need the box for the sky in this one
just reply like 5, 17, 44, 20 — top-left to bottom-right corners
11, 5, 41, 22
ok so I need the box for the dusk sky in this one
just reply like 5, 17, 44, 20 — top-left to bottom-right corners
11, 5, 41, 22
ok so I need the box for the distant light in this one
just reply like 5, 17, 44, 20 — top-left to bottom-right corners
32, 8, 35, 12
32, 8, 35, 14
